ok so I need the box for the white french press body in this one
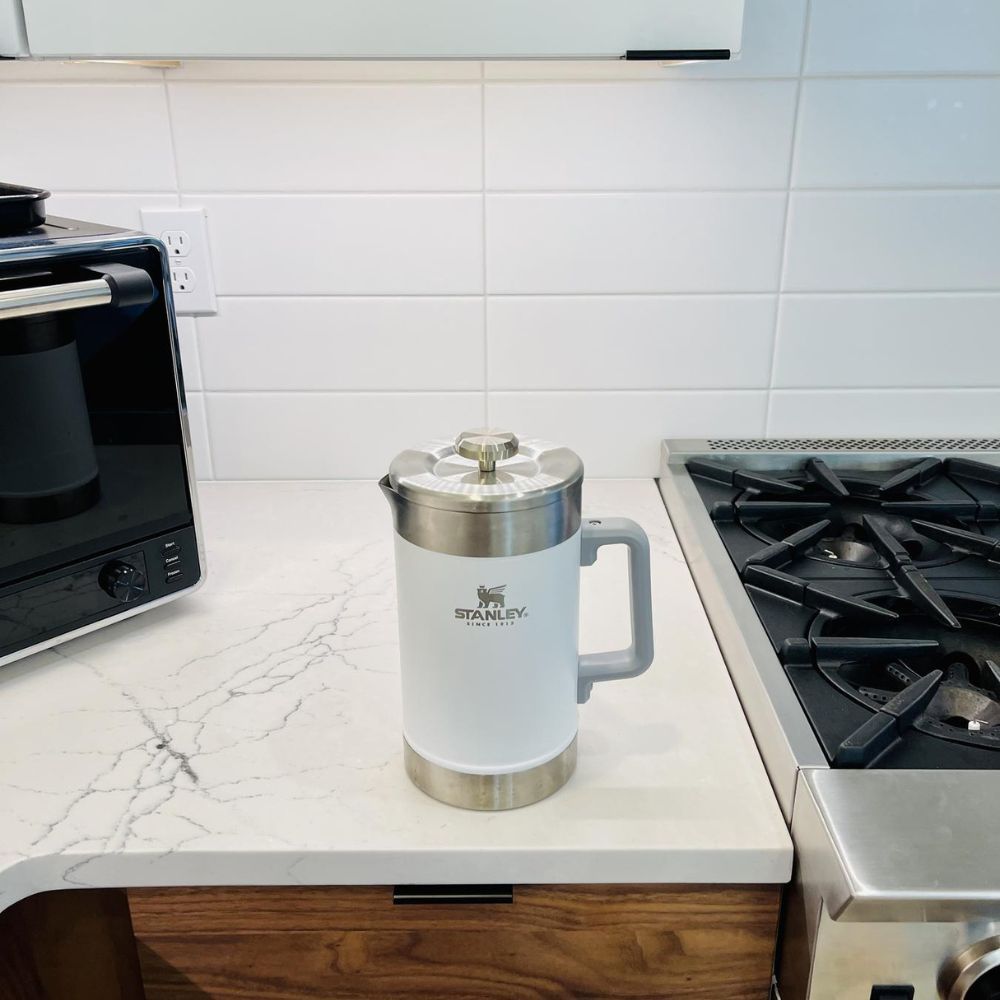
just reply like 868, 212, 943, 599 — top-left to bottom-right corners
380, 430, 654, 810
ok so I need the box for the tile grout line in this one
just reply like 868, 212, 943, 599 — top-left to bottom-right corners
12, 71, 1000, 86
196, 387, 1000, 395
201, 388, 772, 397
164, 74, 216, 480
160, 75, 183, 202
202, 290, 1000, 300
50, 187, 1000, 197
768, 387, 1000, 394
181, 317, 207, 395
480, 71, 1000, 83
185, 392, 215, 481
481, 61, 490, 426
765, 0, 813, 437
187, 325, 216, 483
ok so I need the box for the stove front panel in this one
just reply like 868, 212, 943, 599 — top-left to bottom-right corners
780, 900, 1000, 1000
779, 767, 1000, 1000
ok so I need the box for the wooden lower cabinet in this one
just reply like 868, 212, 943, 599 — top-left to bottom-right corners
0, 889, 145, 1000
127, 884, 781, 1000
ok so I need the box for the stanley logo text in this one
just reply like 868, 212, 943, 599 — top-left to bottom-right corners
455, 585, 528, 626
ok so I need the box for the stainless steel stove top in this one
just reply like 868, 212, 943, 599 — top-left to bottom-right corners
658, 439, 1000, 1000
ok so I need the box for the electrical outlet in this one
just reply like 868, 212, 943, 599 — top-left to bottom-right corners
170, 266, 196, 293
161, 230, 191, 257
140, 207, 218, 316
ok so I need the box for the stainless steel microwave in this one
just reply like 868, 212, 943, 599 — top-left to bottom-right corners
0, 187, 203, 666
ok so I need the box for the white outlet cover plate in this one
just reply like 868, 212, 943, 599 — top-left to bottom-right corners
140, 207, 218, 316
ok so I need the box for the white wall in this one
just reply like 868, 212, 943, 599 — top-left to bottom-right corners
2, 0, 1000, 478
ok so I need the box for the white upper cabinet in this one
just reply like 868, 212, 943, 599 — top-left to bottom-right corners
0, 0, 27, 55
3, 0, 744, 60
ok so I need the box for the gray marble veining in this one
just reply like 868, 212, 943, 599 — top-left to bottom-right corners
0, 480, 791, 913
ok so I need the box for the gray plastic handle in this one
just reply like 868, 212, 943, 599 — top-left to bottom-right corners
577, 517, 654, 704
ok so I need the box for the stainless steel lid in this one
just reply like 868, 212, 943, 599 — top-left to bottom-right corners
387, 429, 584, 514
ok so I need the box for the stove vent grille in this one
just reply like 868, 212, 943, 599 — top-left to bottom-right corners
707, 438, 1000, 453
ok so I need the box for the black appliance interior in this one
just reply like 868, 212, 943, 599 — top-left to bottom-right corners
0, 195, 199, 661
690, 454, 1000, 770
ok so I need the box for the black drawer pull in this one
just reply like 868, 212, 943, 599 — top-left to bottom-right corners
393, 884, 514, 905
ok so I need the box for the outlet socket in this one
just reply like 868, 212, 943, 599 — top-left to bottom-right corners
170, 266, 196, 292
162, 230, 191, 257
140, 207, 218, 316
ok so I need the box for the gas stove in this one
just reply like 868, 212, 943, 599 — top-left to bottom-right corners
659, 439, 1000, 1000
691, 453, 1000, 772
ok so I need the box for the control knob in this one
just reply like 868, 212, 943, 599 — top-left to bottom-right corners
940, 937, 1000, 999
99, 560, 147, 604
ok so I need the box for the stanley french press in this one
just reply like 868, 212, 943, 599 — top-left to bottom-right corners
381, 429, 654, 810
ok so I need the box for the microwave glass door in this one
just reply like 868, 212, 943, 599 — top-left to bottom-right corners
0, 244, 194, 589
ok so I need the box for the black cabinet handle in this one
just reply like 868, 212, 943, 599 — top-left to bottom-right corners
393, 885, 514, 905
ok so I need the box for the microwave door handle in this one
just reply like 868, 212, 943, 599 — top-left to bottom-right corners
0, 277, 113, 320
0, 263, 156, 321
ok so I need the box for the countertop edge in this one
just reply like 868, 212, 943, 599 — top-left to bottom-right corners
0, 842, 793, 914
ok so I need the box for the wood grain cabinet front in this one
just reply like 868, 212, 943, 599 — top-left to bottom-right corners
0, 884, 780, 999
126, 884, 781, 1000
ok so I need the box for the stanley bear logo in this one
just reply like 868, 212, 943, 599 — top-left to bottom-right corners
456, 584, 527, 626
477, 585, 506, 608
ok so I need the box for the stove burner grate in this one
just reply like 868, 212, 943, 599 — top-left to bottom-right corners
691, 452, 1000, 769
783, 598, 1000, 765
740, 514, 963, 628
710, 456, 993, 572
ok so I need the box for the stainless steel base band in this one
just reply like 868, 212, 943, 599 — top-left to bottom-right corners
403, 736, 578, 810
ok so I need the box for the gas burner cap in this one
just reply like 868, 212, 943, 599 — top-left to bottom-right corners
929, 672, 1000, 733
814, 537, 881, 567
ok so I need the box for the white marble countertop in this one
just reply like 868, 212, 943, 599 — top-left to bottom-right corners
0, 480, 791, 913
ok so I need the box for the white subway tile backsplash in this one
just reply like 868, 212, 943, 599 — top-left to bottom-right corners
199, 297, 483, 390
487, 194, 786, 294
769, 390, 1000, 438
176, 317, 202, 391
784, 192, 1000, 292
775, 295, 1000, 388
5, 0, 1000, 481
490, 392, 767, 476
484, 0, 808, 79
485, 81, 796, 191
207, 392, 483, 479
0, 85, 175, 191
169, 84, 482, 191
488, 296, 775, 389
805, 0, 1000, 75
795, 79, 1000, 188
194, 195, 483, 295
184, 392, 214, 479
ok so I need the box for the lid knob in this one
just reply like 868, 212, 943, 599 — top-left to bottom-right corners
455, 429, 519, 474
